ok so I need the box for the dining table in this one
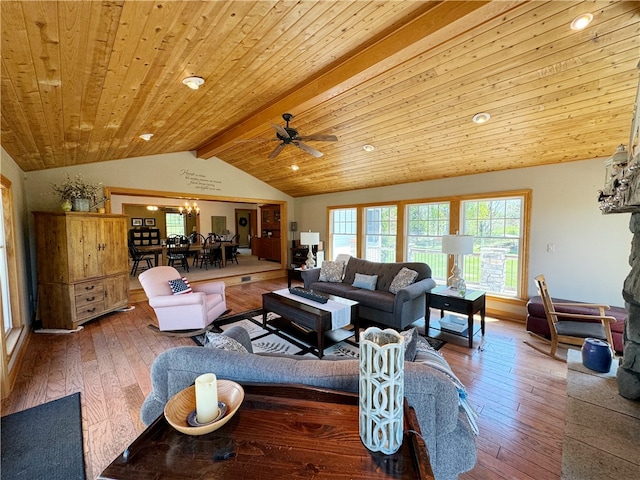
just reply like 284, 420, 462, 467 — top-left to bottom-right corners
136, 242, 239, 268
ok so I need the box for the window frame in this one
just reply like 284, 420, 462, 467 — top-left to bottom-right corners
326, 189, 531, 300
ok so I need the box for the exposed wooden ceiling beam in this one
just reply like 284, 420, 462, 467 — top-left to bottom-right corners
196, 0, 523, 160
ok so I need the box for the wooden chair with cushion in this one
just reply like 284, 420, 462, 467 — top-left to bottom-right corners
524, 274, 616, 361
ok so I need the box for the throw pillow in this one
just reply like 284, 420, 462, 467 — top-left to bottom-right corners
352, 273, 378, 291
168, 276, 193, 295
318, 260, 345, 282
203, 332, 248, 353
400, 327, 418, 362
389, 267, 419, 294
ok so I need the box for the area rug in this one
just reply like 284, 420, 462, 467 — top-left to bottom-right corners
195, 309, 445, 357
1, 392, 86, 480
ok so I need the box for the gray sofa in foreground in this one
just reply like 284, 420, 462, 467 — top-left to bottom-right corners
302, 257, 436, 330
141, 326, 477, 480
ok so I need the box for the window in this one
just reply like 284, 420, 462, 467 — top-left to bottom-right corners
329, 208, 357, 257
165, 212, 185, 237
406, 202, 450, 281
0, 191, 11, 334
460, 196, 525, 296
327, 190, 530, 299
364, 206, 397, 262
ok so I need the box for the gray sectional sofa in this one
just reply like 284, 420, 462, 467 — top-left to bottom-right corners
302, 256, 436, 330
141, 326, 477, 480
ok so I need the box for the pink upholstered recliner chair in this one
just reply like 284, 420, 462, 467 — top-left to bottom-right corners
139, 266, 227, 332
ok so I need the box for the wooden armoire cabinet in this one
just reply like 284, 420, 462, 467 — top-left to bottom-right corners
33, 211, 130, 329
256, 204, 282, 262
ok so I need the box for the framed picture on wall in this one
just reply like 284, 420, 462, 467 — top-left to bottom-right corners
132, 218, 143, 226
144, 218, 156, 226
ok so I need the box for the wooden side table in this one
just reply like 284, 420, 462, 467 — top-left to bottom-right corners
99, 384, 434, 480
426, 285, 486, 348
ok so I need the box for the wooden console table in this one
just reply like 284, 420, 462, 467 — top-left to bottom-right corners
99, 384, 433, 479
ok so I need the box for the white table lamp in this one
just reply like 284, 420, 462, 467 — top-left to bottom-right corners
442, 234, 474, 292
300, 231, 320, 269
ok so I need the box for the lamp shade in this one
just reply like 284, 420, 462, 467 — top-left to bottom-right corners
442, 235, 473, 255
300, 231, 320, 246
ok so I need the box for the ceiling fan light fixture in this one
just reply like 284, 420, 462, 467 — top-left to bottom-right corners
570, 13, 593, 31
363, 144, 375, 152
139, 133, 154, 141
472, 112, 491, 124
182, 76, 205, 90
291, 165, 300, 171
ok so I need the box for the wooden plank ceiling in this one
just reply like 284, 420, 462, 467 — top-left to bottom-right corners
1, 1, 639, 197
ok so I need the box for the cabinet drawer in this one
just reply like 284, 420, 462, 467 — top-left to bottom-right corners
74, 280, 104, 297
75, 289, 104, 306
76, 301, 105, 321
429, 294, 467, 312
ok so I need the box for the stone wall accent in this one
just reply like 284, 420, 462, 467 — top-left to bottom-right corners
618, 212, 640, 400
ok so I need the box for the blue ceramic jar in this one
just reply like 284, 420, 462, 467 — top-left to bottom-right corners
581, 338, 613, 373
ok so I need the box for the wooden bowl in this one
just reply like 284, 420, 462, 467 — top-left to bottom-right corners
164, 379, 244, 435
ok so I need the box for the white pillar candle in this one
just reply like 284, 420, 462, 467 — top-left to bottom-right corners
195, 373, 218, 424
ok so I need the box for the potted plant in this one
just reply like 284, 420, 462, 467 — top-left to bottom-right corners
51, 174, 102, 212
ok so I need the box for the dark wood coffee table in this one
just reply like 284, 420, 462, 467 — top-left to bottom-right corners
262, 290, 359, 358
98, 384, 434, 479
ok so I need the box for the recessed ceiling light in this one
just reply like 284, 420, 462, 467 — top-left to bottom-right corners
182, 76, 205, 90
570, 13, 593, 31
291, 165, 300, 171
363, 144, 375, 152
472, 112, 491, 124
139, 133, 154, 141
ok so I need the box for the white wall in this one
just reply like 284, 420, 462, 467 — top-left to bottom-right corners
26, 151, 292, 211
294, 158, 631, 307
111, 194, 257, 236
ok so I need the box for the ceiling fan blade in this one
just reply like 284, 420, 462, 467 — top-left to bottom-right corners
268, 143, 287, 159
294, 141, 323, 158
296, 134, 338, 142
272, 124, 290, 139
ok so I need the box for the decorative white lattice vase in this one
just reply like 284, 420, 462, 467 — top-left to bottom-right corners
359, 326, 405, 454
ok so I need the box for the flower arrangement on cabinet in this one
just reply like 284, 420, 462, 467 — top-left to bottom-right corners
51, 173, 102, 201
50, 173, 104, 212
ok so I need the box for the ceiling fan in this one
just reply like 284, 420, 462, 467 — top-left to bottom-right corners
260, 113, 338, 158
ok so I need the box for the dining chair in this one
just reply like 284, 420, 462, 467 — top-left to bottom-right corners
224, 233, 240, 265
191, 233, 208, 266
524, 274, 616, 361
128, 240, 154, 276
167, 236, 191, 272
199, 235, 222, 269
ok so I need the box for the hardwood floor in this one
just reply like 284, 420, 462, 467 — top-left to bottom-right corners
1, 279, 567, 479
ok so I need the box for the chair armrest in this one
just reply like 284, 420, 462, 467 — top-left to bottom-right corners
192, 281, 226, 296
554, 302, 610, 310
149, 292, 206, 308
395, 278, 437, 304
552, 311, 618, 324
301, 269, 321, 288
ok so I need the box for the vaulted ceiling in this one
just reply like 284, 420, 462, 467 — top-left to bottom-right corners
2, 1, 639, 197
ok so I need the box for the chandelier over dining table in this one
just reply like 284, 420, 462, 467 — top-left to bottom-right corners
179, 201, 200, 217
